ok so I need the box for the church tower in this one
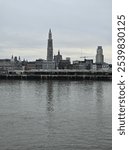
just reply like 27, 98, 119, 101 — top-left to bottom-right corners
47, 29, 53, 61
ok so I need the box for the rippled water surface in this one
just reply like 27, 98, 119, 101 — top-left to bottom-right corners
0, 80, 112, 150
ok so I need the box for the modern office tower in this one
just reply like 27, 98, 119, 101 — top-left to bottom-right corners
96, 46, 104, 64
47, 29, 53, 61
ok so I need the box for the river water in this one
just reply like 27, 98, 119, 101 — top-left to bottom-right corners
0, 80, 112, 150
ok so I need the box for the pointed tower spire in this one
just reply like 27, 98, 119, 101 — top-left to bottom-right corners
47, 29, 53, 61
58, 50, 60, 55
49, 29, 52, 39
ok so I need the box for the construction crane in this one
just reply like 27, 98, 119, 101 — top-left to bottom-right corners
80, 56, 94, 61
80, 49, 93, 60
80, 56, 87, 59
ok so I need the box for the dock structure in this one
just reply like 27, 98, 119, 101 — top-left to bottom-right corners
0, 70, 112, 81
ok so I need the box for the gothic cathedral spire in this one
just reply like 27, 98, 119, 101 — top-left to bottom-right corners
47, 29, 53, 61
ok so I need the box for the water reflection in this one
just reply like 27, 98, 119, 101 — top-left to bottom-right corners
46, 81, 54, 112
0, 80, 112, 150
56, 81, 71, 102
94, 82, 111, 149
95, 81, 104, 102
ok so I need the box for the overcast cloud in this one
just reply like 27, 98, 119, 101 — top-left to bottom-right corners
0, 0, 112, 62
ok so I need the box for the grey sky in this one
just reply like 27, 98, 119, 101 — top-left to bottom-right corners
0, 0, 112, 62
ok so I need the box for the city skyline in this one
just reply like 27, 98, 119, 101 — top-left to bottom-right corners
0, 0, 112, 63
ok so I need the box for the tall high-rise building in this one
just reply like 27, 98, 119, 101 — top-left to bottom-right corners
47, 29, 53, 61
96, 46, 104, 64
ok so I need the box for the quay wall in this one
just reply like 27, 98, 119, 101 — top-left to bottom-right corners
0, 70, 112, 81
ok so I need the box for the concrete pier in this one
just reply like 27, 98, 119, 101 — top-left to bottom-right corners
0, 70, 112, 81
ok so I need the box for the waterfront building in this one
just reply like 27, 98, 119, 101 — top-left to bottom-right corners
13, 56, 22, 70
66, 57, 71, 63
58, 59, 71, 69
42, 60, 55, 70
0, 59, 12, 73
102, 63, 112, 71
96, 46, 104, 64
73, 59, 93, 70
0, 56, 23, 73
25, 61, 36, 70
92, 63, 97, 70
35, 59, 44, 70
54, 50, 62, 69
84, 59, 93, 70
